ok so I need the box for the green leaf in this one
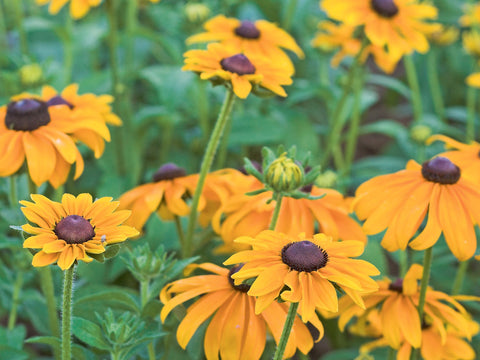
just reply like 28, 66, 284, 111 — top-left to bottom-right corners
75, 288, 140, 313
72, 317, 111, 351
104, 244, 121, 259
25, 336, 60, 353
0, 325, 26, 349
0, 346, 29, 360
366, 74, 411, 99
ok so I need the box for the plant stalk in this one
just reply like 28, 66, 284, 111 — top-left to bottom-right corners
404, 55, 423, 124
61, 266, 75, 360
268, 194, 284, 231
272, 302, 299, 360
451, 260, 469, 295
8, 271, 24, 330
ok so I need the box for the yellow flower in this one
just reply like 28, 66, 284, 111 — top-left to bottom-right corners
36, 0, 102, 19
335, 264, 478, 351
426, 25, 459, 47
462, 30, 480, 59
224, 231, 379, 326
21, 193, 139, 270
0, 97, 98, 187
321, 0, 440, 60
212, 176, 366, 252
460, 3, 480, 28
186, 15, 304, 73
182, 43, 293, 99
36, 84, 120, 158
353, 157, 480, 260
160, 263, 315, 360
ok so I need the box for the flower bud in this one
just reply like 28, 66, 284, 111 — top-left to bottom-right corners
19, 64, 43, 86
264, 153, 303, 193
184, 3, 210, 23
410, 124, 432, 144
314, 170, 337, 188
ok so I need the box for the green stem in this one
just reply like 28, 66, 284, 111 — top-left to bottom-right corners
0, 1, 7, 65
466, 83, 476, 143
282, 0, 298, 31
11, 0, 28, 55
8, 271, 24, 330
399, 250, 408, 278
63, 15, 74, 84
388, 347, 396, 360
215, 107, 234, 169
268, 194, 284, 231
451, 260, 469, 295
426, 49, 445, 122
8, 176, 18, 207
344, 66, 365, 176
174, 215, 186, 252
320, 42, 366, 169
140, 279, 156, 360
62, 266, 75, 360
39, 267, 61, 360
404, 55, 422, 124
106, 0, 126, 176
125, 0, 138, 85
272, 302, 299, 360
184, 89, 236, 257
411, 247, 433, 360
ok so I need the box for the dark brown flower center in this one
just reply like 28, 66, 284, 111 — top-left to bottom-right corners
152, 163, 187, 182
388, 278, 403, 292
228, 264, 250, 293
220, 54, 256, 75
234, 21, 261, 39
5, 99, 51, 131
46, 95, 74, 109
370, 0, 399, 18
281, 240, 328, 272
421, 157, 460, 184
55, 215, 95, 244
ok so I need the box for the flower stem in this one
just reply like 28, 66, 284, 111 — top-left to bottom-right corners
174, 215, 186, 251
8, 176, 18, 207
10, 0, 28, 55
404, 55, 422, 124
388, 347, 396, 360
8, 271, 23, 330
125, 0, 138, 85
320, 42, 366, 169
0, 1, 8, 65
62, 15, 74, 84
282, 0, 298, 31
426, 49, 445, 122
39, 266, 61, 360
451, 260, 469, 295
140, 279, 156, 360
268, 194, 284, 231
344, 66, 365, 176
466, 83, 476, 143
399, 249, 408, 278
273, 302, 299, 360
184, 88, 236, 257
411, 247, 433, 360
62, 266, 75, 360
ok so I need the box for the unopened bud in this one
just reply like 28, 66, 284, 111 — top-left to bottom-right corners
265, 153, 303, 193
410, 124, 432, 144
19, 64, 43, 86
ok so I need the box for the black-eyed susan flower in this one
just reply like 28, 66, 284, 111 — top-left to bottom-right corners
0, 98, 91, 187
462, 30, 480, 59
321, 0, 440, 60
224, 231, 379, 326
333, 264, 477, 352
186, 15, 304, 73
212, 176, 366, 253
36, 0, 101, 19
460, 3, 480, 28
160, 263, 316, 360
21, 193, 139, 270
353, 157, 480, 260
39, 84, 120, 158
183, 43, 293, 99
426, 25, 459, 47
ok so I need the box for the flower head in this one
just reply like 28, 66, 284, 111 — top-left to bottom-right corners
160, 263, 315, 360
353, 157, 480, 260
224, 231, 379, 325
462, 30, 480, 59
36, 0, 102, 19
321, 0, 440, 60
460, 3, 480, 28
334, 264, 479, 353
21, 193, 139, 270
426, 25, 459, 47
186, 15, 304, 73
0, 97, 95, 187
183, 43, 293, 99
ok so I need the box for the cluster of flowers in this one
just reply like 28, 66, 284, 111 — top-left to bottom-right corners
10, 0, 480, 359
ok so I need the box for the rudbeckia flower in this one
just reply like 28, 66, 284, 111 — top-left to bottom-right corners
0, 97, 108, 187
212, 176, 366, 253
426, 25, 459, 47
462, 30, 480, 59
182, 43, 293, 99
186, 15, 304, 73
427, 135, 480, 184
36, 0, 101, 19
321, 0, 440, 60
160, 263, 315, 360
334, 264, 478, 353
21, 193, 139, 270
460, 3, 480, 28
224, 231, 379, 326
353, 157, 480, 260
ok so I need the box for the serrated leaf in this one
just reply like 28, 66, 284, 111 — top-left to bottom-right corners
72, 317, 110, 351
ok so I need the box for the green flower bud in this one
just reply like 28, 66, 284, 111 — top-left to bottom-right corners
184, 3, 210, 22
410, 124, 432, 144
265, 152, 303, 193
315, 170, 337, 188
19, 64, 42, 86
